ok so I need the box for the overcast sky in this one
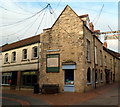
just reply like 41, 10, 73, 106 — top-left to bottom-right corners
0, 0, 119, 51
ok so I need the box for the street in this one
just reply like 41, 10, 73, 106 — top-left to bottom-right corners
1, 83, 119, 106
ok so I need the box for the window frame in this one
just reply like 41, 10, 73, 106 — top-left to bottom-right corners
4, 53, 9, 63
22, 49, 27, 60
32, 46, 38, 59
87, 67, 91, 84
86, 39, 91, 62
12, 51, 16, 62
95, 46, 97, 64
100, 50, 103, 66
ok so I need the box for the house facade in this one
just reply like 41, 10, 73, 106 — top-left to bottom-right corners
0, 35, 40, 88
39, 5, 120, 92
0, 5, 120, 92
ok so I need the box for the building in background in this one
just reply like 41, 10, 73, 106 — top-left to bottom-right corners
0, 35, 40, 89
104, 34, 119, 53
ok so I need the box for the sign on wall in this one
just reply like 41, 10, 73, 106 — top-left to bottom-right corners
46, 54, 60, 73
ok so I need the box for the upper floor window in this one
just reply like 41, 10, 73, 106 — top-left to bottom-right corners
95, 46, 97, 64
32, 46, 38, 58
86, 39, 91, 61
12, 51, 16, 62
100, 50, 103, 66
4, 53, 8, 63
104, 56, 107, 66
22, 49, 27, 59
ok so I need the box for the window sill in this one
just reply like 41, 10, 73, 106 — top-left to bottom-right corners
87, 60, 91, 63
87, 82, 92, 85
11, 61, 16, 63
4, 62, 10, 64
31, 57, 38, 60
21, 59, 28, 61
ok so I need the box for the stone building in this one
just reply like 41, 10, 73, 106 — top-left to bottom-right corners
0, 5, 120, 92
39, 5, 120, 92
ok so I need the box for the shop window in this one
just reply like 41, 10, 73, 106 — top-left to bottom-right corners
86, 39, 91, 62
65, 69, 74, 85
2, 73, 11, 85
12, 51, 16, 62
22, 49, 27, 59
87, 67, 91, 83
4, 53, 8, 63
32, 46, 38, 58
46, 54, 60, 73
22, 71, 37, 86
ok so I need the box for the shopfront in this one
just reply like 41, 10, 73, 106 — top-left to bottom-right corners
21, 71, 37, 87
62, 64, 76, 92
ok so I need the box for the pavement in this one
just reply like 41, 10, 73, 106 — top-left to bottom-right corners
1, 83, 119, 106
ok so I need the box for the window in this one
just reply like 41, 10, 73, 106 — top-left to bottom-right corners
22, 71, 37, 86
4, 53, 8, 63
100, 50, 103, 66
100, 71, 103, 82
95, 46, 97, 64
22, 49, 27, 59
95, 70, 98, 83
87, 67, 91, 83
110, 59, 112, 69
104, 56, 107, 66
111, 72, 112, 81
2, 73, 11, 85
12, 52, 16, 62
86, 39, 91, 61
32, 47, 38, 58
46, 54, 60, 73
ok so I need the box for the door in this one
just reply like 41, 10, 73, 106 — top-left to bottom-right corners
11, 72, 17, 85
105, 69, 110, 84
64, 69, 74, 92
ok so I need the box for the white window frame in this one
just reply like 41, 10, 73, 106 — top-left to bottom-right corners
86, 39, 91, 62
4, 53, 8, 63
12, 51, 16, 62
32, 46, 38, 58
22, 49, 27, 60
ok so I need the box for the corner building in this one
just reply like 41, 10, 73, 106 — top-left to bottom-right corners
39, 5, 120, 92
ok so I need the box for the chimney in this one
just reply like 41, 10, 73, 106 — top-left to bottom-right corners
89, 22, 94, 31
103, 41, 107, 48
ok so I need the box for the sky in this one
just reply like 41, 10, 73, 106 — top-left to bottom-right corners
0, 0, 119, 52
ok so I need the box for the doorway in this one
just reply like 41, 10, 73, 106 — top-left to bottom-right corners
64, 69, 74, 92
11, 72, 17, 86
105, 69, 110, 84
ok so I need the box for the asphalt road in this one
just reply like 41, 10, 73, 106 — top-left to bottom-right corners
2, 93, 49, 106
